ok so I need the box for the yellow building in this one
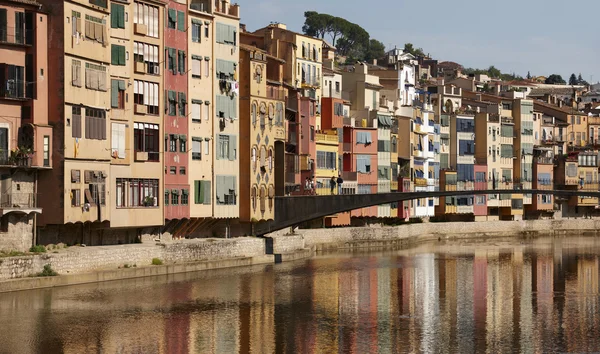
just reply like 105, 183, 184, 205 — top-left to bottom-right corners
37, 0, 165, 244
238, 44, 285, 222
315, 131, 339, 194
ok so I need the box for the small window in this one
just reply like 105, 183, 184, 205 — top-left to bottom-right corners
179, 167, 186, 175
169, 166, 176, 175
71, 189, 81, 206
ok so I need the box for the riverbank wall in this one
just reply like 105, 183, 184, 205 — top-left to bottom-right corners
1, 219, 600, 292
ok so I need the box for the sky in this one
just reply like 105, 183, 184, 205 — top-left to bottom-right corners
241, 0, 600, 83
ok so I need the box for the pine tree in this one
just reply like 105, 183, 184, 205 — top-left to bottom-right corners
569, 73, 578, 85
578, 73, 584, 84
526, 71, 531, 79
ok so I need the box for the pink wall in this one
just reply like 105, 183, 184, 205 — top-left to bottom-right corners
473, 164, 487, 216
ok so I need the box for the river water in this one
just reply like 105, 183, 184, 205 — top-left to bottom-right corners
1, 237, 600, 354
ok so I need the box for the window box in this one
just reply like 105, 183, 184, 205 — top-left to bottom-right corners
134, 104, 147, 114
135, 151, 148, 161
134, 23, 147, 35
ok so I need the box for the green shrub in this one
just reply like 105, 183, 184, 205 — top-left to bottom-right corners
37, 264, 58, 277
29, 245, 47, 253
151, 258, 163, 266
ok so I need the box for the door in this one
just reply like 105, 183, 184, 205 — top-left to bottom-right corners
0, 128, 8, 164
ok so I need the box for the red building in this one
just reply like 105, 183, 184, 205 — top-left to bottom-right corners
164, 1, 189, 221
299, 97, 317, 193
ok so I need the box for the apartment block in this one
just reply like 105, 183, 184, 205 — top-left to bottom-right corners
0, 0, 50, 251
35, 0, 165, 245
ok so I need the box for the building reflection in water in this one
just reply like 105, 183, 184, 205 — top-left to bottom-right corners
0, 238, 600, 353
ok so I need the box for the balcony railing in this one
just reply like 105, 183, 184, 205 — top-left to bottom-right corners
266, 86, 285, 101
0, 192, 37, 208
0, 79, 27, 99
0, 151, 33, 167
0, 27, 34, 46
341, 171, 357, 182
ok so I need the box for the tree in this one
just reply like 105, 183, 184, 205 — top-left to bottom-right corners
577, 73, 589, 86
526, 71, 531, 79
302, 11, 330, 39
487, 66, 501, 78
404, 43, 425, 57
569, 73, 578, 85
365, 39, 385, 62
545, 74, 566, 85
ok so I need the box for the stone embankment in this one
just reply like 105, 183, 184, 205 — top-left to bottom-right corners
1, 219, 600, 292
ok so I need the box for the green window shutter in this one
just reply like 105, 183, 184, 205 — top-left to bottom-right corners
180, 50, 185, 73
195, 181, 202, 204
177, 11, 185, 31
170, 48, 177, 74
111, 44, 119, 65
110, 3, 119, 28
179, 92, 186, 116
118, 4, 125, 28
111, 79, 119, 107
228, 134, 236, 161
118, 80, 126, 90
118, 45, 126, 65
168, 9, 176, 25
203, 181, 211, 205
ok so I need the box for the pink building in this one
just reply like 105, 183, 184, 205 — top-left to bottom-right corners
343, 125, 378, 218
299, 97, 317, 192
473, 164, 487, 218
163, 0, 189, 221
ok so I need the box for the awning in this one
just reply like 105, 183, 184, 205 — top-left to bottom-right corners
377, 115, 392, 127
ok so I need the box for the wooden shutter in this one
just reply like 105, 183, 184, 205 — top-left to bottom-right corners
203, 181, 211, 205
111, 3, 119, 28
177, 11, 185, 31
111, 80, 119, 107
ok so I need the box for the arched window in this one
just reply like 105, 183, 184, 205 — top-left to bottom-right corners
251, 186, 257, 210
268, 103, 275, 127
252, 146, 257, 172
260, 146, 267, 171
259, 185, 266, 212
268, 184, 275, 210
251, 103, 257, 127
268, 148, 273, 171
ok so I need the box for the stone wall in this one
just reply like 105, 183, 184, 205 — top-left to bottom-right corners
294, 219, 600, 249
0, 214, 34, 253
0, 237, 265, 280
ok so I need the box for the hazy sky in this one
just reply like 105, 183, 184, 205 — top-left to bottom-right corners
241, 0, 599, 83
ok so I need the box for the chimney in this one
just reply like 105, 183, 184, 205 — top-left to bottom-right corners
240, 23, 247, 33
372, 59, 377, 66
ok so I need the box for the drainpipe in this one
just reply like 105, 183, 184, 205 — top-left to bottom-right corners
33, 170, 38, 246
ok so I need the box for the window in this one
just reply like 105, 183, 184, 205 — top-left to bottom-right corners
85, 107, 106, 140
216, 59, 236, 80
111, 123, 126, 158
203, 101, 210, 120
133, 122, 159, 161
167, 48, 177, 74
133, 80, 159, 115
216, 94, 237, 119
191, 21, 201, 42
72, 106, 82, 138
216, 175, 236, 205
71, 10, 82, 37
90, 0, 108, 8
217, 134, 236, 160
111, 44, 126, 65
111, 3, 125, 29
335, 81, 340, 93
192, 137, 202, 160
71, 60, 82, 87
356, 155, 371, 173
310, 126, 315, 141
500, 144, 512, 158
275, 102, 284, 126
84, 14, 106, 45
111, 79, 126, 109
117, 178, 159, 207
205, 23, 209, 38
133, 2, 159, 38
167, 90, 177, 115
457, 164, 474, 181
456, 118, 474, 133
194, 180, 211, 205
179, 167, 186, 175
85, 63, 107, 91
566, 163, 577, 177
181, 190, 189, 205
71, 189, 81, 207
71, 169, 81, 183
204, 139, 210, 155
475, 195, 486, 205
167, 9, 176, 29
216, 22, 236, 45
191, 100, 202, 122
179, 92, 186, 116
180, 135, 186, 152
458, 140, 474, 156
169, 166, 176, 174
0, 64, 24, 98
204, 59, 210, 77
178, 50, 186, 75
84, 171, 106, 206
42, 135, 50, 166
169, 134, 177, 152
192, 56, 202, 77
134, 42, 159, 75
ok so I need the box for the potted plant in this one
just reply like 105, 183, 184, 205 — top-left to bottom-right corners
9, 146, 33, 167
143, 196, 155, 207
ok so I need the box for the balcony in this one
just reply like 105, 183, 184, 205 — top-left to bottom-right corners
413, 150, 424, 158
0, 192, 41, 216
0, 27, 33, 46
190, 0, 211, 12
315, 133, 338, 143
415, 178, 427, 187
215, 2, 239, 17
0, 79, 27, 100
0, 149, 35, 168
341, 171, 357, 182
535, 156, 554, 164
266, 86, 285, 101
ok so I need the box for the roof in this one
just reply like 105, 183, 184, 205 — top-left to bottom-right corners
4, 0, 41, 7
533, 99, 586, 116
438, 61, 464, 70
499, 80, 537, 87
239, 43, 265, 54
529, 87, 579, 96
365, 82, 384, 90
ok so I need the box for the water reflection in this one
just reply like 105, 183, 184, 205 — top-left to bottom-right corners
1, 237, 600, 353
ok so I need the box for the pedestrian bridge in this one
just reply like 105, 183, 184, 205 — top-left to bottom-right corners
254, 188, 600, 235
